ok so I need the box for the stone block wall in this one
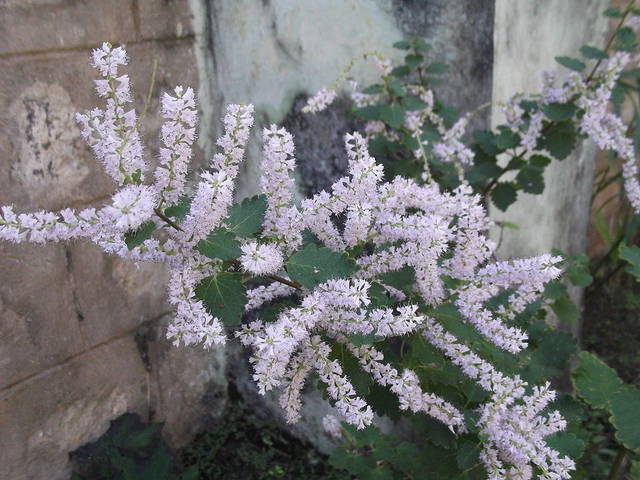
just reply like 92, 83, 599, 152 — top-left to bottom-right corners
0, 2, 228, 480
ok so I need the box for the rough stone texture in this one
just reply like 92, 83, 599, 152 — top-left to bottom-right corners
0, 3, 218, 480
490, 0, 609, 334
390, 0, 495, 132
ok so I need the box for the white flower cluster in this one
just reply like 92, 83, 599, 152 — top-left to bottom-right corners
0, 43, 575, 479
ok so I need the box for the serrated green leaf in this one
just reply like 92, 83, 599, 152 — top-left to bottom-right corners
380, 103, 405, 129
195, 228, 241, 260
610, 387, 640, 450
456, 440, 480, 470
573, 351, 623, 409
580, 45, 608, 59
516, 165, 545, 194
491, 182, 518, 211
393, 442, 419, 473
405, 53, 424, 68
543, 102, 577, 121
286, 244, 357, 289
425, 62, 449, 74
555, 56, 586, 71
124, 221, 156, 250
546, 432, 586, 458
355, 104, 383, 121
566, 264, 593, 287
413, 37, 431, 51
496, 127, 520, 150
539, 120, 576, 160
474, 130, 501, 155
551, 296, 580, 323
224, 194, 267, 236
391, 65, 411, 77
194, 273, 247, 326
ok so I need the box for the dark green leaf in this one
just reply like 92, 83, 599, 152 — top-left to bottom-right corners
125, 221, 156, 250
554, 56, 586, 71
630, 460, 640, 480
544, 281, 568, 300
405, 53, 424, 68
539, 120, 576, 160
620, 244, 640, 280
529, 154, 552, 168
387, 79, 405, 98
551, 296, 580, 323
616, 27, 636, 48
195, 228, 241, 260
425, 62, 449, 74
567, 264, 593, 287
543, 102, 577, 121
391, 65, 411, 77
377, 266, 415, 292
363, 84, 385, 94
393, 40, 411, 50
355, 104, 383, 121
164, 195, 191, 219
604, 7, 624, 17
474, 130, 501, 155
610, 387, 640, 450
580, 45, 608, 59
380, 103, 405, 129
496, 127, 520, 150
224, 194, 267, 237
515, 165, 545, 194
456, 440, 480, 470
572, 351, 623, 409
546, 433, 586, 458
402, 95, 428, 111
194, 273, 247, 326
491, 182, 518, 211
286, 244, 358, 289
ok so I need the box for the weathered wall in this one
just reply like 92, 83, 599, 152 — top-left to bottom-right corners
490, 0, 610, 335
0, 2, 227, 480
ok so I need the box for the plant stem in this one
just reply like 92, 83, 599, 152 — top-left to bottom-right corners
154, 208, 184, 232
227, 259, 303, 291
607, 447, 629, 480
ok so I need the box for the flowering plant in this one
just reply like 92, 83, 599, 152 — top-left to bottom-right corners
2, 4, 640, 480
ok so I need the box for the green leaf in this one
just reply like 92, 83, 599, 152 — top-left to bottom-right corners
630, 460, 640, 480
425, 62, 449, 74
393, 442, 419, 473
495, 127, 520, 150
124, 221, 156, 250
546, 432, 586, 458
616, 27, 636, 48
529, 154, 551, 168
402, 95, 428, 111
491, 182, 518, 211
474, 130, 501, 155
539, 120, 576, 160
164, 195, 191, 219
224, 194, 267, 237
363, 84, 385, 94
555, 56, 586, 72
194, 273, 247, 326
195, 228, 241, 260
566, 264, 593, 287
515, 165, 545, 194
551, 296, 580, 323
377, 266, 416, 292
355, 104, 383, 121
543, 102, 577, 121
572, 351, 623, 409
393, 40, 411, 50
405, 53, 424, 68
496, 220, 520, 230
580, 45, 608, 59
380, 103, 405, 129
620, 244, 640, 280
610, 387, 640, 450
286, 244, 357, 289
413, 37, 431, 51
544, 281, 568, 300
604, 7, 624, 17
387, 78, 405, 97
391, 65, 411, 77
456, 440, 480, 470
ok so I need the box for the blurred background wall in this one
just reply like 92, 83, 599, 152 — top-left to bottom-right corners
0, 1, 606, 478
